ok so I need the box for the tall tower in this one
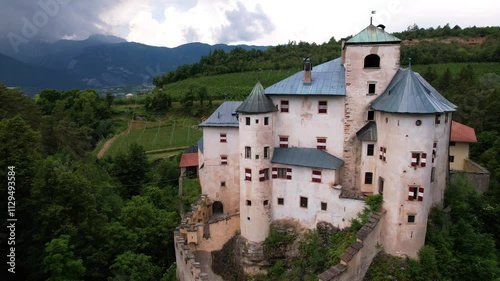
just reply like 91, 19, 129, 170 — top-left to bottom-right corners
341, 24, 401, 191
371, 68, 456, 257
236, 81, 278, 243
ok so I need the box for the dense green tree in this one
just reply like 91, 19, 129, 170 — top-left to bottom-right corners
109, 251, 161, 281
42, 235, 86, 281
110, 143, 150, 197
0, 84, 42, 128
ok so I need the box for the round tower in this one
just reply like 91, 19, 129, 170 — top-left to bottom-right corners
371, 68, 456, 258
236, 81, 277, 243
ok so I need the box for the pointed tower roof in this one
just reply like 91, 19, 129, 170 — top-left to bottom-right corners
236, 81, 278, 114
371, 68, 456, 114
346, 24, 401, 45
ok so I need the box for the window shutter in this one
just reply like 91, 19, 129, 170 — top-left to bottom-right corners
411, 153, 418, 166
281, 101, 289, 113
379, 147, 384, 160
383, 147, 387, 161
420, 153, 427, 167
312, 170, 322, 183
245, 168, 251, 181
317, 138, 326, 150
286, 168, 292, 180
318, 101, 327, 114
220, 133, 227, 143
418, 187, 424, 201
259, 169, 265, 182
221, 156, 228, 165
408, 187, 415, 201
272, 167, 278, 179
279, 137, 288, 148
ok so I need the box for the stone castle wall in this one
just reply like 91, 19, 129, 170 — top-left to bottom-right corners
318, 210, 386, 281
175, 195, 240, 281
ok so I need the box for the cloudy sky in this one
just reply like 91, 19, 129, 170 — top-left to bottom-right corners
1, 0, 499, 47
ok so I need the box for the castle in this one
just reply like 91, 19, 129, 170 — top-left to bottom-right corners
175, 23, 456, 280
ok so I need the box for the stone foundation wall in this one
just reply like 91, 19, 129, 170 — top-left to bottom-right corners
175, 195, 241, 281
318, 210, 386, 281
451, 159, 490, 193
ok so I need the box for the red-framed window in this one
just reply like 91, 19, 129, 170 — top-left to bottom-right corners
220, 133, 227, 143
312, 170, 322, 183
272, 167, 292, 180
259, 168, 269, 182
279, 136, 289, 148
379, 147, 387, 161
318, 101, 327, 114
411, 152, 427, 167
317, 137, 326, 150
245, 168, 251, 181
220, 155, 227, 165
280, 100, 289, 113
408, 186, 424, 201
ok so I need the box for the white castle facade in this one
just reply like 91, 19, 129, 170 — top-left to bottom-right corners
195, 24, 456, 262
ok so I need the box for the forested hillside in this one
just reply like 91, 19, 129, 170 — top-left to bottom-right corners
0, 85, 201, 280
153, 25, 500, 87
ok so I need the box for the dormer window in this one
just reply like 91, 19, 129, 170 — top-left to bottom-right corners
364, 54, 380, 68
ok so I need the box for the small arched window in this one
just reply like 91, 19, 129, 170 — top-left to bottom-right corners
364, 54, 380, 68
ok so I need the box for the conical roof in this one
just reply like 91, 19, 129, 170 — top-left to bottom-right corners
236, 81, 278, 114
346, 24, 401, 44
371, 68, 456, 114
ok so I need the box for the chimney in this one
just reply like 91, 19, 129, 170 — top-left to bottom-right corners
303, 57, 312, 84
341, 38, 346, 65
377, 24, 386, 31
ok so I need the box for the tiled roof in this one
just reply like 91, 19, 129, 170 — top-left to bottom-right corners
265, 58, 345, 96
346, 24, 401, 44
451, 121, 477, 143
356, 121, 377, 141
371, 68, 456, 114
272, 147, 344, 170
199, 101, 242, 127
179, 153, 198, 168
236, 81, 278, 114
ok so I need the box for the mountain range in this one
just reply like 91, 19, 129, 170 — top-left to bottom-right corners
0, 35, 266, 94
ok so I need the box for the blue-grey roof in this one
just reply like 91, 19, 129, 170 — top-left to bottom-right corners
237, 81, 278, 114
265, 58, 345, 96
371, 68, 456, 114
272, 147, 344, 170
197, 137, 203, 154
357, 121, 377, 141
199, 101, 242, 127
184, 145, 197, 154
346, 24, 401, 44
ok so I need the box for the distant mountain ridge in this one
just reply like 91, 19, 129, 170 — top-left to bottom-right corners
0, 35, 267, 94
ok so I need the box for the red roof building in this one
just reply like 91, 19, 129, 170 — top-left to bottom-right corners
179, 153, 199, 168
451, 121, 477, 143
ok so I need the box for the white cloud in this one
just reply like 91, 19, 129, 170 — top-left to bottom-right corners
96, 0, 500, 47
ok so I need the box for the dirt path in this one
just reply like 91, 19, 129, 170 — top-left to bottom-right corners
97, 129, 127, 158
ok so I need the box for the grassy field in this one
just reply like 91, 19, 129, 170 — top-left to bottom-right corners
104, 118, 202, 158
163, 69, 297, 101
